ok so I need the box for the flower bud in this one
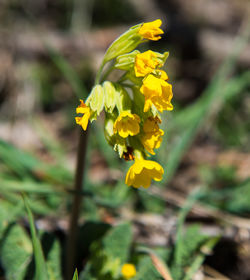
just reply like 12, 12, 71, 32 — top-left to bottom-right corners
103, 81, 116, 113
104, 113, 127, 158
157, 51, 169, 66
86, 84, 104, 115
103, 24, 142, 63
114, 84, 131, 114
104, 113, 116, 142
114, 50, 140, 71
114, 139, 127, 158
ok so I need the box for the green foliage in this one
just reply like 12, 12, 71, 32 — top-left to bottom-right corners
42, 233, 63, 280
23, 195, 49, 280
80, 223, 132, 280
183, 236, 219, 280
215, 85, 250, 148
225, 179, 250, 213
170, 225, 215, 280
157, 20, 250, 184
0, 224, 32, 280
78, 192, 218, 280
201, 174, 250, 214
0, 200, 24, 236
88, 181, 130, 209
138, 189, 166, 213
0, 139, 72, 186
72, 269, 78, 280
0, 195, 64, 280
169, 190, 219, 280
0, 12, 248, 280
103, 223, 132, 263
134, 256, 161, 280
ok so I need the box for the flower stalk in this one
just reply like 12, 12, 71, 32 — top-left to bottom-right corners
66, 128, 89, 280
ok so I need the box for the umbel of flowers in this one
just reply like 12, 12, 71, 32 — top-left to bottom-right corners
75, 19, 173, 188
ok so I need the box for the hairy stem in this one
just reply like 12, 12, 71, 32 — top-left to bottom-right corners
94, 60, 106, 85
66, 128, 89, 280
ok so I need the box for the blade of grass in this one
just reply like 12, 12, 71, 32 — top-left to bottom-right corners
0, 139, 39, 178
0, 177, 62, 194
72, 269, 78, 280
0, 139, 72, 186
23, 195, 49, 280
2, 190, 57, 215
173, 189, 203, 266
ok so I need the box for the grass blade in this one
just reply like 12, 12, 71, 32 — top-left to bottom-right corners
72, 269, 78, 280
23, 195, 49, 280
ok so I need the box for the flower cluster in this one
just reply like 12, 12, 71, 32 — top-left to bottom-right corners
75, 19, 173, 188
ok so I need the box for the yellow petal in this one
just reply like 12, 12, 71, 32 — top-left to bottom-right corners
75, 100, 91, 131
125, 159, 164, 188
138, 19, 164, 41
113, 112, 140, 138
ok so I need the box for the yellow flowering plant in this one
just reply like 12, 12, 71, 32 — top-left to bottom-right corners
75, 19, 173, 189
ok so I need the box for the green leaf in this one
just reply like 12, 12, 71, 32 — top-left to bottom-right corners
173, 189, 203, 267
135, 256, 160, 280
23, 195, 49, 280
169, 189, 215, 280
0, 200, 24, 236
103, 223, 132, 263
42, 233, 63, 280
0, 224, 32, 280
80, 223, 132, 279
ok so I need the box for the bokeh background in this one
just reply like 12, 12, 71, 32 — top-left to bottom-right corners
0, 0, 250, 279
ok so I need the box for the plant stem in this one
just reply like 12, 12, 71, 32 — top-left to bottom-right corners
101, 65, 115, 82
66, 127, 89, 280
94, 60, 106, 85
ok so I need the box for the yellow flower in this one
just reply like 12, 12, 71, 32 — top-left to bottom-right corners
143, 116, 161, 133
140, 74, 173, 112
134, 50, 159, 77
125, 158, 164, 188
113, 111, 140, 138
141, 117, 164, 154
154, 69, 169, 81
121, 263, 136, 279
75, 100, 91, 130
138, 19, 164, 41
142, 130, 164, 155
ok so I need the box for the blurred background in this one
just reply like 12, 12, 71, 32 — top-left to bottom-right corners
0, 0, 250, 279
